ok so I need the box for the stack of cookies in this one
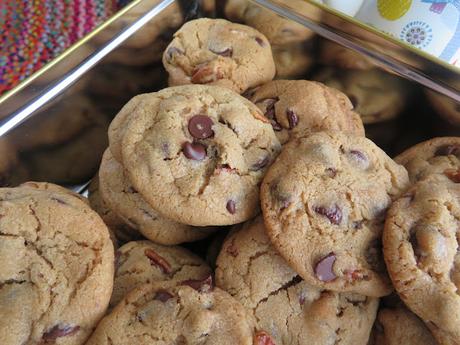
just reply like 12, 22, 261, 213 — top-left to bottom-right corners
1, 15, 459, 345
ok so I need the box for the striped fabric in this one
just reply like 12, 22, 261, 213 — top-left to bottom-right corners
0, 0, 131, 95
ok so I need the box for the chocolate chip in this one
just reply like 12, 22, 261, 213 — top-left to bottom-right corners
286, 109, 298, 129
254, 331, 275, 345
258, 98, 282, 131
325, 168, 337, 178
270, 183, 291, 210
210, 47, 233, 57
154, 290, 174, 302
226, 200, 236, 214
435, 144, 460, 157
352, 220, 364, 229
255, 37, 265, 47
315, 253, 337, 282
314, 204, 342, 225
181, 275, 213, 292
144, 248, 172, 274
349, 95, 358, 108
188, 115, 214, 139
182, 142, 206, 161
250, 156, 269, 171
166, 46, 184, 60
42, 325, 80, 342
444, 169, 460, 183
349, 150, 367, 162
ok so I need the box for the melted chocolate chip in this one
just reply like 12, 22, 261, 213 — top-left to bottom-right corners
445, 169, 460, 183
188, 115, 214, 139
325, 168, 337, 178
349, 95, 359, 108
210, 47, 233, 57
286, 109, 298, 129
349, 150, 367, 163
255, 37, 265, 47
181, 275, 213, 292
254, 331, 276, 345
435, 144, 460, 157
42, 325, 80, 342
250, 156, 269, 171
314, 204, 342, 225
154, 290, 174, 302
315, 253, 337, 282
270, 183, 291, 210
226, 200, 236, 214
166, 46, 184, 60
182, 142, 206, 161
144, 248, 172, 274
226, 239, 239, 257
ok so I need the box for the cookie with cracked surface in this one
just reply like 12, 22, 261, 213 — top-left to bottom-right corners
85, 281, 273, 345
373, 307, 437, 345
216, 216, 379, 345
248, 79, 365, 144
383, 172, 460, 345
110, 240, 211, 307
118, 85, 281, 226
0, 183, 114, 345
99, 149, 213, 244
395, 137, 460, 184
163, 18, 276, 94
261, 131, 410, 297
314, 68, 410, 124
88, 176, 142, 245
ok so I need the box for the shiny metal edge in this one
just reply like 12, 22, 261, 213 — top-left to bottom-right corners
0, 0, 175, 138
254, 0, 460, 102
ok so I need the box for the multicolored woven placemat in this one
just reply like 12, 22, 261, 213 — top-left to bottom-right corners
0, 0, 131, 95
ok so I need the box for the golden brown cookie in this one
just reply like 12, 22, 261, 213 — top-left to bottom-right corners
216, 216, 379, 345
261, 131, 410, 297
383, 172, 460, 345
163, 18, 276, 94
0, 183, 114, 345
115, 85, 281, 226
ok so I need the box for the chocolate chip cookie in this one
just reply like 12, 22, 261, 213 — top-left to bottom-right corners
271, 43, 315, 79
383, 172, 460, 345
261, 131, 410, 297
216, 216, 379, 345
163, 18, 276, 94
117, 85, 281, 226
85, 281, 273, 345
247, 79, 365, 144
0, 183, 114, 345
314, 68, 410, 124
99, 149, 213, 244
395, 137, 460, 184
111, 240, 212, 307
373, 307, 437, 345
88, 175, 143, 245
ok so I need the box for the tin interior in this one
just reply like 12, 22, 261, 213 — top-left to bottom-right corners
0, 0, 458, 191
